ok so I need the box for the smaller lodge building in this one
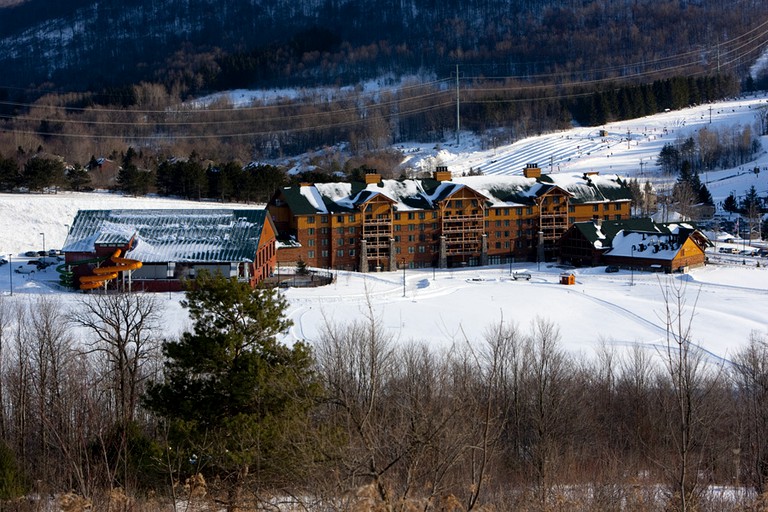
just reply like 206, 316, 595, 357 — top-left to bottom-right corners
559, 218, 712, 273
268, 165, 633, 271
62, 209, 277, 291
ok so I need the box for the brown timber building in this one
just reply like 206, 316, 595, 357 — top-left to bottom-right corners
267, 165, 633, 271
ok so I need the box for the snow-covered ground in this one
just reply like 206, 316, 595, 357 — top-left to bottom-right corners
1, 94, 767, 362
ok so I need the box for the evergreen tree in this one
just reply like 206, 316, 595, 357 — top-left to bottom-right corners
657, 143, 680, 174
0, 154, 19, 191
66, 163, 91, 191
144, 272, 320, 508
723, 193, 739, 213
117, 147, 153, 195
22, 156, 65, 191
698, 184, 714, 206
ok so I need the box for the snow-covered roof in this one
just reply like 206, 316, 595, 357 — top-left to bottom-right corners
281, 173, 631, 213
63, 209, 270, 263
607, 230, 683, 260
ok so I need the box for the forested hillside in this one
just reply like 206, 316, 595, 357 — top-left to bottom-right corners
1, 0, 767, 95
0, 0, 766, 167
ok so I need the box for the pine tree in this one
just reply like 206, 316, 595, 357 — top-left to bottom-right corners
144, 271, 320, 508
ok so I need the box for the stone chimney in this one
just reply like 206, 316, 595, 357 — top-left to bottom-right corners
433, 165, 452, 182
523, 163, 541, 178
364, 170, 382, 185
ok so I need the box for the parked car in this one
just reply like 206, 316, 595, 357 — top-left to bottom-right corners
24, 250, 37, 257
605, 265, 620, 273
0, 257, 7, 266
15, 265, 34, 274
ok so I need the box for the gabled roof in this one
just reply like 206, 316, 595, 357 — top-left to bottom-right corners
569, 218, 709, 257
63, 209, 271, 263
276, 172, 632, 215
538, 173, 632, 203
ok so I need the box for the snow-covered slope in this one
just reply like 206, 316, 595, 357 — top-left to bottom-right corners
399, 93, 768, 205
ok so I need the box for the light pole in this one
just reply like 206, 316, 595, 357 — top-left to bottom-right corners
401, 259, 406, 297
8, 254, 11, 296
630, 246, 634, 286
39, 232, 45, 256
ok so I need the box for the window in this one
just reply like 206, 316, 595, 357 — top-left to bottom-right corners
495, 231, 501, 238
495, 220, 501, 227
408, 246, 415, 254
603, 203, 609, 211
553, 196, 560, 204
337, 238, 344, 246
337, 249, 344, 257
408, 235, 415, 242
395, 247, 401, 254
321, 250, 329, 257
504, 220, 510, 227
348, 238, 355, 245
321, 239, 328, 246
394, 213, 401, 220
614, 215, 622, 220
495, 209, 501, 217
495, 242, 501, 249
307, 216, 315, 224
308, 239, 315, 246
408, 224, 415, 231
504, 231, 510, 237
348, 227, 356, 234
308, 228, 315, 235
516, 219, 522, 226
432, 212, 437, 219
569, 206, 575, 213
593, 204, 599, 212
337, 215, 344, 223
516, 208, 523, 216
394, 235, 400, 242
337, 227, 344, 234
320, 215, 328, 223
504, 241, 510, 249
307, 250, 314, 258
418, 246, 426, 253
408, 212, 415, 220
349, 249, 355, 256
526, 207, 533, 214
419, 212, 425, 220
615, 203, 622, 211
348, 214, 356, 222
419, 223, 425, 231
320, 227, 329, 234
395, 225, 401, 232
455, 200, 463, 208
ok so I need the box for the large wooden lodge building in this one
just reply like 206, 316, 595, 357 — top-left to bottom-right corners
268, 165, 633, 271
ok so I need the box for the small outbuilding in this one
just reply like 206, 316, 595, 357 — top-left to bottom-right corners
558, 218, 711, 273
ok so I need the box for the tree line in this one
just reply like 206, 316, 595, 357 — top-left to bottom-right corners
0, 274, 767, 511
0, 72, 747, 172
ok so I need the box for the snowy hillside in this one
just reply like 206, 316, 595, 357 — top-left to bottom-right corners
398, 93, 768, 204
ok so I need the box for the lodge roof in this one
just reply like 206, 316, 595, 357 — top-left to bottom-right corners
63, 209, 271, 263
277, 172, 632, 215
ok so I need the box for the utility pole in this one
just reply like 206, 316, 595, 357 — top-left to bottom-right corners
456, 64, 460, 146
627, 129, 631, 149
709, 105, 712, 124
